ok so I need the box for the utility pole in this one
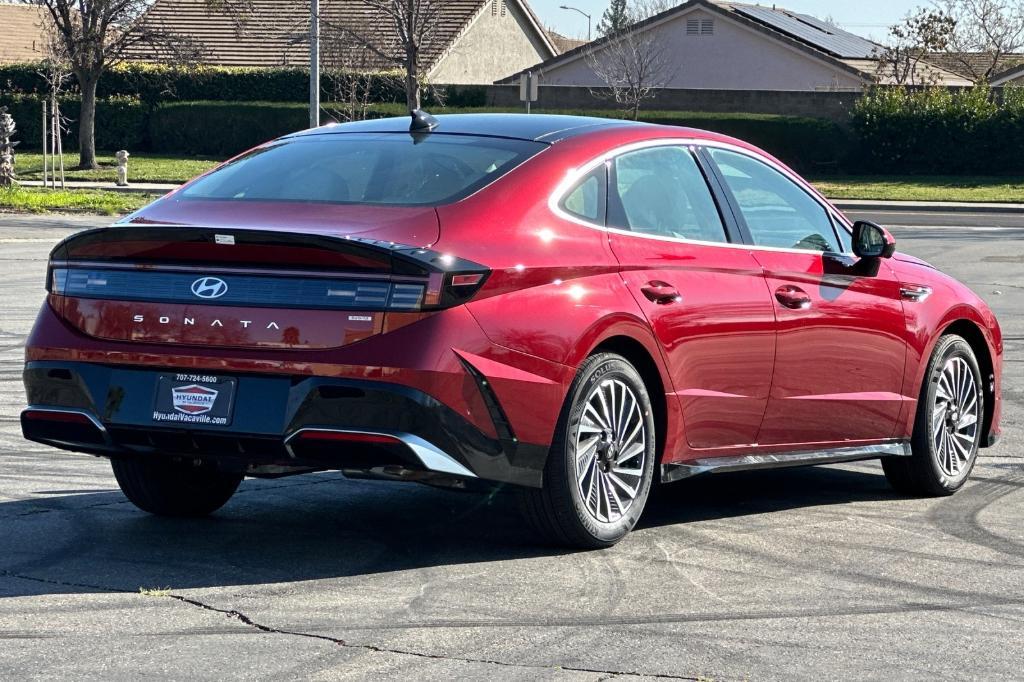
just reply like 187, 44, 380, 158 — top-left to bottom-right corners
309, 0, 320, 128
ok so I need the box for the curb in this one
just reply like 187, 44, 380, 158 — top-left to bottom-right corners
831, 200, 1024, 214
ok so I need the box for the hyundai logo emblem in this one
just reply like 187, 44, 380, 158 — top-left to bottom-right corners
190, 277, 229, 299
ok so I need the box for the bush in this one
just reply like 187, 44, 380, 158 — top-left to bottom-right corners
148, 101, 311, 156
0, 94, 852, 167
634, 111, 850, 173
849, 86, 1024, 174
365, 104, 848, 172
0, 94, 147, 151
0, 62, 407, 105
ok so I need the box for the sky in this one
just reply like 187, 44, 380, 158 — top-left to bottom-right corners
530, 0, 926, 42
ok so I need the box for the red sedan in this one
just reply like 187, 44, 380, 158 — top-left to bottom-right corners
22, 113, 1003, 548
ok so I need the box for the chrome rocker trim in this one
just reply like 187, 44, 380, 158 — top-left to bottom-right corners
283, 428, 477, 479
661, 441, 913, 484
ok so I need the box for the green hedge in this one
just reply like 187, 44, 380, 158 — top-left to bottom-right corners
0, 94, 147, 151
148, 101, 310, 156
637, 111, 849, 173
0, 62, 487, 107
851, 86, 1024, 174
368, 104, 850, 172
0, 96, 853, 164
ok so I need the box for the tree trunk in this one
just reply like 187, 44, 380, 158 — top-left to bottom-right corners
405, 61, 421, 111
405, 54, 421, 111
77, 75, 99, 170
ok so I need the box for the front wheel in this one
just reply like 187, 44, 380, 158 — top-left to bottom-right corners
111, 457, 243, 517
518, 353, 657, 549
883, 334, 984, 497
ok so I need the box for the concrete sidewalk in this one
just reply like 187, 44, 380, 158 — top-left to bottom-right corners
18, 180, 177, 194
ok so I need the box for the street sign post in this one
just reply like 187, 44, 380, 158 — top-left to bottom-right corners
520, 71, 539, 114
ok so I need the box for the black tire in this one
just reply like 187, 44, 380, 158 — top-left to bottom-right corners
111, 457, 242, 517
883, 334, 984, 497
518, 353, 657, 549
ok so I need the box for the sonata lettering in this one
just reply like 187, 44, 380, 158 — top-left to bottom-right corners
132, 314, 282, 330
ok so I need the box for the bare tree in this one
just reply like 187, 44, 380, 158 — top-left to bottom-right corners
322, 30, 400, 122
585, 0, 676, 119
936, 0, 1024, 82
20, 0, 180, 169
877, 9, 956, 85
323, 1, 445, 112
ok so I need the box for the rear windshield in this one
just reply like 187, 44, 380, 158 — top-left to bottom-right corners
180, 133, 546, 206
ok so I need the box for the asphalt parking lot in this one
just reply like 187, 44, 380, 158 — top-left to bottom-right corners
0, 210, 1021, 681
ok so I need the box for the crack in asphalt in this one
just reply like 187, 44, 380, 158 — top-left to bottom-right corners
168, 594, 703, 679
0, 569, 701, 679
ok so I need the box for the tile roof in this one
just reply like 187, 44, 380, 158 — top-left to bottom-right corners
125, 0, 552, 70
501, 0, 970, 87
0, 3, 50, 64
546, 30, 587, 54
924, 51, 1024, 82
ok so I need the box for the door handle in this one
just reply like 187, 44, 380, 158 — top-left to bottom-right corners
775, 285, 812, 310
641, 281, 680, 305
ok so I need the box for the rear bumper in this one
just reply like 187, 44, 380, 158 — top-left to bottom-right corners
22, 361, 549, 487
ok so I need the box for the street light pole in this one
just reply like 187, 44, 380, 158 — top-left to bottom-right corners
559, 5, 592, 41
309, 0, 320, 128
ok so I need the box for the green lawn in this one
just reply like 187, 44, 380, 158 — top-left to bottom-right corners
15, 152, 221, 185
808, 175, 1024, 203
0, 187, 158, 215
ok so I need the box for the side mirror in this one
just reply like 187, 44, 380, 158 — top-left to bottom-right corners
852, 221, 896, 259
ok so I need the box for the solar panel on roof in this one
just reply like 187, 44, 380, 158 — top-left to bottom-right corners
732, 5, 880, 59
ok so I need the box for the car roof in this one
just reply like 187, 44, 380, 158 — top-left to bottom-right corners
287, 113, 649, 144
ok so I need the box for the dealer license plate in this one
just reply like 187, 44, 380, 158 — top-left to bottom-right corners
152, 373, 237, 426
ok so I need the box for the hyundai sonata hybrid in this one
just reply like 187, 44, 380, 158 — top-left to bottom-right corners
21, 113, 1002, 548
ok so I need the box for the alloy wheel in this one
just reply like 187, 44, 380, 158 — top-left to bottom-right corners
575, 378, 647, 523
932, 356, 980, 477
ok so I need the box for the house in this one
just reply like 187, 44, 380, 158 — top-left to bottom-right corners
124, 0, 557, 85
546, 30, 588, 54
926, 52, 1024, 85
500, 0, 971, 91
0, 2, 51, 64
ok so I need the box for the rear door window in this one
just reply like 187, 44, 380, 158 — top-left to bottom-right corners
609, 146, 729, 243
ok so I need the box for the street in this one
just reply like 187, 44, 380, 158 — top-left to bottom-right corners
0, 209, 1021, 681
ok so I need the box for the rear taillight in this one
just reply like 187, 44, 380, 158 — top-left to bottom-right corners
46, 228, 490, 313
294, 431, 400, 444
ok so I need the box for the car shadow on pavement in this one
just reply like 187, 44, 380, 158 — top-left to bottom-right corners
0, 464, 896, 598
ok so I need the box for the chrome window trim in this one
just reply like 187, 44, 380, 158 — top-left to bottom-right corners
548, 137, 857, 257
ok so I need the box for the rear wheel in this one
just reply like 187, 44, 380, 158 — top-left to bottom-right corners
519, 353, 656, 549
111, 457, 243, 517
883, 334, 984, 496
